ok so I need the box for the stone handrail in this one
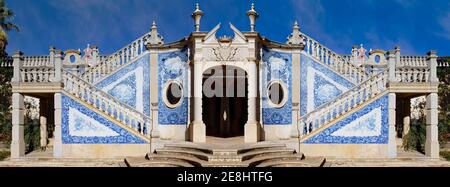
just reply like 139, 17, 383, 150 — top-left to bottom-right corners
298, 69, 388, 138
395, 67, 430, 83
0, 57, 12, 67
438, 61, 449, 67
62, 69, 152, 137
300, 32, 368, 83
399, 56, 427, 67
19, 66, 55, 83
80, 31, 152, 84
23, 55, 51, 67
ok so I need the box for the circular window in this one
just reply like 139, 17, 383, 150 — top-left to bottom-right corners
163, 81, 184, 108
69, 55, 77, 63
374, 55, 381, 63
267, 80, 288, 108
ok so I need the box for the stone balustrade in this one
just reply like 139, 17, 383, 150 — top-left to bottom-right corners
298, 70, 388, 137
19, 67, 55, 83
300, 32, 368, 83
62, 70, 152, 137
395, 67, 430, 83
23, 56, 51, 67
80, 32, 152, 84
0, 57, 12, 67
399, 56, 428, 67
438, 61, 449, 67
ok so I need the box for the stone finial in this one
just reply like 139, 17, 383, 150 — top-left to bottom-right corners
13, 50, 23, 58
427, 50, 438, 57
191, 3, 204, 32
246, 3, 259, 32
147, 21, 164, 46
287, 21, 304, 46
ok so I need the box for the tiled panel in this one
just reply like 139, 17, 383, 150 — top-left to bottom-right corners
61, 93, 146, 144
261, 48, 292, 125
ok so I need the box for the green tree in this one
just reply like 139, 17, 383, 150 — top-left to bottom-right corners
0, 0, 18, 146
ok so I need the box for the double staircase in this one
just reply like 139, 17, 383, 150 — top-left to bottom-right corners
124, 142, 327, 167
7, 28, 438, 166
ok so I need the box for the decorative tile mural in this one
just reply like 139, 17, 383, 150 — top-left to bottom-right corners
95, 53, 150, 116
300, 53, 355, 116
303, 94, 389, 144
158, 48, 189, 125
61, 93, 146, 144
261, 48, 292, 125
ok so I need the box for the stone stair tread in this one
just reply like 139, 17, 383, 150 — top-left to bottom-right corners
146, 153, 206, 166
156, 148, 211, 160
244, 153, 305, 166
126, 156, 195, 167
163, 144, 214, 154
240, 148, 295, 160
255, 156, 325, 167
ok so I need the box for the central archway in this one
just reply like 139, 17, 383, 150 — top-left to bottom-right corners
202, 65, 248, 138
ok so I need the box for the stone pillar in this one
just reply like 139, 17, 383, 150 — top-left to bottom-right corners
402, 98, 411, 138
149, 49, 159, 138
191, 60, 206, 142
39, 99, 48, 148
387, 50, 397, 82
427, 51, 438, 83
425, 93, 439, 158
53, 50, 63, 82
387, 93, 397, 157
245, 59, 260, 143
53, 93, 63, 157
291, 50, 301, 138
11, 93, 25, 158
12, 51, 23, 83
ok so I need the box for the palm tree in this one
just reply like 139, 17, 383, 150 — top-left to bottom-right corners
0, 0, 19, 51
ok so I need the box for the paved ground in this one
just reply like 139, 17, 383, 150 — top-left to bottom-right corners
1, 137, 449, 167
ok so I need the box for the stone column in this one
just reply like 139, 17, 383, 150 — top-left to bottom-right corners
11, 93, 25, 158
387, 50, 397, 82
387, 93, 397, 157
245, 59, 260, 143
402, 98, 411, 138
427, 51, 438, 83
149, 49, 159, 138
191, 60, 206, 142
39, 99, 48, 149
53, 93, 63, 157
291, 50, 301, 138
53, 51, 63, 157
425, 93, 439, 158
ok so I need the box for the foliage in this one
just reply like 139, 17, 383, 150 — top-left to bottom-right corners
403, 101, 426, 152
440, 151, 450, 161
0, 150, 9, 161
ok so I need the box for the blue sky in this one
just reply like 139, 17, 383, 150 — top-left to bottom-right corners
4, 0, 450, 56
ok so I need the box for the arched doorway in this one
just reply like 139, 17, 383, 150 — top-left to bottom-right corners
202, 65, 248, 138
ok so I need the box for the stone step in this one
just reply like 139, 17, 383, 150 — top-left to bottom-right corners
202, 162, 249, 167
245, 153, 305, 167
125, 156, 194, 167
156, 148, 211, 161
256, 157, 325, 167
236, 144, 287, 154
163, 144, 214, 154
146, 153, 206, 167
240, 148, 296, 161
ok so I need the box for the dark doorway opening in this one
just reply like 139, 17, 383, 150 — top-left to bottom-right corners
202, 65, 248, 138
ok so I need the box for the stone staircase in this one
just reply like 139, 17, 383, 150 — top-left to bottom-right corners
124, 142, 326, 167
